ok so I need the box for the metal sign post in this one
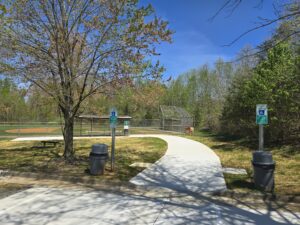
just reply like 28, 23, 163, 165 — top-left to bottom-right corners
111, 127, 116, 171
259, 124, 264, 151
256, 104, 268, 151
110, 108, 118, 171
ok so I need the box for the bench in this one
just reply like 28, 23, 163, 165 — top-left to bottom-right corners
41, 140, 61, 147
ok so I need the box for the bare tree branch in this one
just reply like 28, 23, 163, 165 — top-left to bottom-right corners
208, 0, 237, 22
228, 30, 300, 63
223, 11, 300, 47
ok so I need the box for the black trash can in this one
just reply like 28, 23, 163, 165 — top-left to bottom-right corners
89, 144, 109, 175
252, 151, 275, 192
124, 129, 129, 136
124, 121, 129, 136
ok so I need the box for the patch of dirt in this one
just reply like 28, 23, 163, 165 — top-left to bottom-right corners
0, 175, 130, 194
5, 127, 58, 134
0, 179, 31, 199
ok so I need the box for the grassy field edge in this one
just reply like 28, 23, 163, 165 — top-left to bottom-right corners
183, 131, 300, 197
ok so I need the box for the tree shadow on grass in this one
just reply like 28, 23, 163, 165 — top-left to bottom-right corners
199, 129, 300, 155
0, 142, 163, 185
198, 129, 257, 150
210, 143, 237, 151
224, 174, 255, 190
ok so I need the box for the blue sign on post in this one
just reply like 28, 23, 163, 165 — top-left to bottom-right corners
110, 108, 118, 129
256, 104, 268, 125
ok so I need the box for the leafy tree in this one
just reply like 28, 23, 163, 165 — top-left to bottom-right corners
0, 78, 27, 121
0, 0, 172, 160
164, 75, 189, 108
80, 78, 166, 121
164, 59, 234, 131
26, 86, 58, 121
221, 42, 300, 143
130, 80, 166, 119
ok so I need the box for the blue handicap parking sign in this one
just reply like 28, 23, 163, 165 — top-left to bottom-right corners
110, 108, 118, 117
256, 104, 268, 125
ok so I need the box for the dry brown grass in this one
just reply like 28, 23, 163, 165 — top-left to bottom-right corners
0, 182, 31, 199
185, 132, 300, 196
5, 128, 58, 134
0, 137, 167, 182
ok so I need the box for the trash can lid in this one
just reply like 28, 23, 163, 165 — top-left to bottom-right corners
252, 151, 274, 164
91, 144, 108, 154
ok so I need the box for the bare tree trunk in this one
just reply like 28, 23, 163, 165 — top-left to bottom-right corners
63, 111, 75, 161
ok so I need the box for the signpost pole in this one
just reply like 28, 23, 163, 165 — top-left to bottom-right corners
253, 104, 275, 192
111, 127, 115, 171
259, 124, 264, 151
256, 104, 267, 151
109, 108, 117, 172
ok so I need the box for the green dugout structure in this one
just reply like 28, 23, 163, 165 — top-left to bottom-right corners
76, 115, 132, 136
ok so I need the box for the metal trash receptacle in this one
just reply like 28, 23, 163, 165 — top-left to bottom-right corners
124, 129, 129, 136
252, 151, 275, 192
89, 144, 109, 175
124, 121, 129, 136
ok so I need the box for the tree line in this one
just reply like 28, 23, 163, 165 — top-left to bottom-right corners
1, 25, 299, 146
0, 0, 299, 161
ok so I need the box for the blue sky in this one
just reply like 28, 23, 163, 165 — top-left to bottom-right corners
140, 0, 279, 78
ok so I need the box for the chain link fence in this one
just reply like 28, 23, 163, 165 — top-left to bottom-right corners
0, 119, 188, 139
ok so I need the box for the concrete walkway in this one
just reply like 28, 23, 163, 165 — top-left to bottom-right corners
0, 187, 299, 225
130, 135, 226, 194
13, 134, 226, 194
3, 135, 299, 224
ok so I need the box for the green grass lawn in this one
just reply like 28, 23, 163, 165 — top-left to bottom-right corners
1, 129, 298, 197
129, 127, 179, 135
185, 131, 300, 196
0, 137, 167, 182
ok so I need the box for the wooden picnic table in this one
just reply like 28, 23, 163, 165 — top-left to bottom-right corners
40, 140, 61, 147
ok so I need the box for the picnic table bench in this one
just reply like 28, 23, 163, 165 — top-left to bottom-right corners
40, 140, 61, 147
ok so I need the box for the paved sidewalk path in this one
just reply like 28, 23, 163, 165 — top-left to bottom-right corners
13, 134, 226, 194
3, 135, 300, 224
0, 187, 299, 225
130, 135, 226, 194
